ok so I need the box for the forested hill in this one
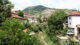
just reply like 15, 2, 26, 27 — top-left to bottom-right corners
23, 5, 47, 15
23, 5, 77, 16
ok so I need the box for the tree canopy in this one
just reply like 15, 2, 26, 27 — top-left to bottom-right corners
0, 0, 13, 24
16, 10, 24, 17
0, 18, 42, 45
47, 10, 67, 44
48, 10, 67, 30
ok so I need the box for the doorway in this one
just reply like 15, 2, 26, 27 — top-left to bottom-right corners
77, 28, 80, 40
78, 28, 80, 34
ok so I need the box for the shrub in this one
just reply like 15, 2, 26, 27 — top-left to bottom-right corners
24, 22, 31, 28
30, 24, 39, 32
24, 22, 39, 32
0, 18, 42, 45
1, 18, 25, 31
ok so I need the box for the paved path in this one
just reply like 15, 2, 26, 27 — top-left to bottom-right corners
38, 32, 49, 45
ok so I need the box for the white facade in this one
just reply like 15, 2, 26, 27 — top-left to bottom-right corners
28, 17, 37, 23
67, 16, 80, 37
68, 16, 80, 28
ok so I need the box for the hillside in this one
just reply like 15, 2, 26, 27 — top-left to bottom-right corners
23, 5, 48, 15
23, 5, 77, 17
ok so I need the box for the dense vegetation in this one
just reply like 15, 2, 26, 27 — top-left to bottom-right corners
0, 0, 13, 25
0, 0, 78, 45
23, 5, 47, 15
0, 0, 42, 45
16, 10, 24, 17
0, 18, 42, 45
46, 10, 67, 45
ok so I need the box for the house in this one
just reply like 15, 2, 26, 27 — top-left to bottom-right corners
11, 11, 27, 23
66, 11, 80, 40
41, 19, 47, 22
26, 15, 37, 23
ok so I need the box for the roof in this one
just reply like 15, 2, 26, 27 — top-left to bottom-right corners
11, 11, 26, 20
12, 14, 22, 19
24, 13, 27, 15
68, 11, 80, 16
27, 15, 33, 18
41, 19, 47, 22
11, 11, 16, 14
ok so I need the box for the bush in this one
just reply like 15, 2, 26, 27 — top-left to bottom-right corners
2, 18, 25, 31
30, 24, 39, 32
0, 18, 42, 45
24, 22, 39, 32
24, 22, 31, 28
61, 28, 67, 36
47, 10, 67, 45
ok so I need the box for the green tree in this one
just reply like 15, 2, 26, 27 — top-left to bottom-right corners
48, 10, 67, 30
30, 24, 39, 32
47, 10, 67, 44
24, 22, 39, 32
2, 18, 24, 31
37, 15, 42, 23
0, 0, 13, 24
16, 10, 24, 17
0, 18, 42, 45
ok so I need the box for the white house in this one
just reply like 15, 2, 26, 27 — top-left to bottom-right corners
26, 15, 37, 23
67, 11, 80, 40
23, 13, 37, 24
11, 11, 27, 23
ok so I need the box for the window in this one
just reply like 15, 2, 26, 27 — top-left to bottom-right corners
69, 17, 71, 19
69, 17, 72, 25
69, 22, 71, 25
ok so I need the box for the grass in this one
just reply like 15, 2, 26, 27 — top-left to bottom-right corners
26, 30, 43, 45
0, 26, 1, 29
0, 27, 2, 31
43, 31, 54, 45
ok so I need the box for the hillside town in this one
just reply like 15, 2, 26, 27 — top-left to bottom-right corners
0, 0, 80, 45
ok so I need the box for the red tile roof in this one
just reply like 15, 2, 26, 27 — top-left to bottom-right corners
68, 11, 80, 16
12, 14, 22, 19
41, 19, 47, 22
27, 15, 33, 18
11, 11, 26, 20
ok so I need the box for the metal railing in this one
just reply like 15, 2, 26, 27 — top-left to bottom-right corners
67, 30, 74, 34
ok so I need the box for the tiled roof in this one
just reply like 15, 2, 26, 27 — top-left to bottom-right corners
27, 15, 33, 18
69, 11, 80, 16
12, 14, 22, 19
11, 11, 26, 20
41, 19, 47, 22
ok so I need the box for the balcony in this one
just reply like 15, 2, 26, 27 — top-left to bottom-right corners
67, 29, 74, 35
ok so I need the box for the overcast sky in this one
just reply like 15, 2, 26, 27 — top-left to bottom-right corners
9, 0, 80, 10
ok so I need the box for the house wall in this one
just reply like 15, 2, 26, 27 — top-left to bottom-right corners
68, 16, 80, 36
28, 18, 37, 23
68, 16, 80, 27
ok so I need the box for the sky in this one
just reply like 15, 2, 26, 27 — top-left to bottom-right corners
9, 0, 80, 10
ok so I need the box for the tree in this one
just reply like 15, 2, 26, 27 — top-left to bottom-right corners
37, 15, 42, 23
0, 18, 42, 45
2, 18, 24, 31
24, 22, 39, 32
47, 10, 67, 44
0, 0, 13, 24
16, 10, 24, 17
48, 10, 67, 30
